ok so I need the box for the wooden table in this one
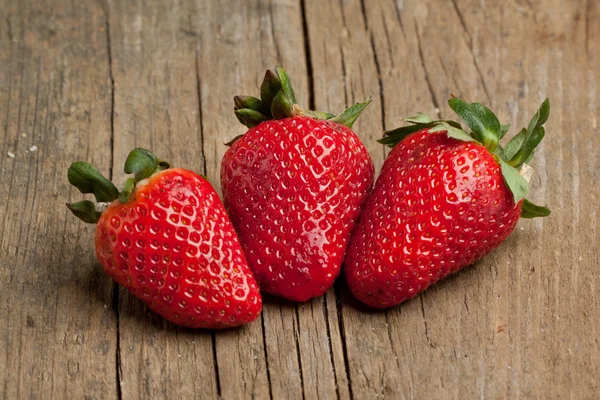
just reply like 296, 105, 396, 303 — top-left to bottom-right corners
1, 0, 598, 398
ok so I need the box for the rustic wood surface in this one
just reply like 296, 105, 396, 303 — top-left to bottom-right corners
1, 0, 598, 398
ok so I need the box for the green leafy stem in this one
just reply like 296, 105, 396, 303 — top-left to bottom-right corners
379, 97, 551, 218
230, 66, 371, 144
66, 148, 170, 224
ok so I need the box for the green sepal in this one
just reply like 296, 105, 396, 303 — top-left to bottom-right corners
259, 69, 283, 115
378, 124, 426, 148
273, 67, 296, 111
520, 199, 551, 218
497, 156, 529, 203
66, 200, 102, 224
67, 162, 119, 202
268, 67, 297, 119
271, 90, 295, 119
523, 150, 536, 165
297, 108, 336, 120
493, 145, 506, 160
330, 98, 372, 128
224, 134, 245, 147
378, 119, 473, 148
504, 127, 527, 160
118, 178, 135, 204
124, 148, 167, 182
234, 95, 262, 112
500, 124, 510, 139
158, 160, 170, 170
429, 121, 476, 143
504, 99, 550, 168
234, 66, 369, 130
509, 126, 545, 168
234, 108, 269, 128
448, 97, 501, 151
526, 98, 550, 137
404, 112, 434, 125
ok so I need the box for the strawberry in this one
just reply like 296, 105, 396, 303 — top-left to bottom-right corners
221, 67, 374, 302
67, 148, 262, 328
345, 97, 551, 308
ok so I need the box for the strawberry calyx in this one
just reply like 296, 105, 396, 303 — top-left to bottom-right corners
66, 148, 170, 224
379, 96, 551, 218
118, 148, 170, 203
229, 66, 371, 144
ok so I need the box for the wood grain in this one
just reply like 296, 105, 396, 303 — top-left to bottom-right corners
0, 1, 117, 399
0, 0, 598, 399
105, 1, 218, 398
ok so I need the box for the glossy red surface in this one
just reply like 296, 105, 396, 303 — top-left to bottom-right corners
221, 116, 374, 301
95, 169, 262, 328
345, 130, 522, 308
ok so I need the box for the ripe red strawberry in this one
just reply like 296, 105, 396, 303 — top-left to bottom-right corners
221, 67, 374, 301
67, 148, 262, 328
345, 97, 551, 308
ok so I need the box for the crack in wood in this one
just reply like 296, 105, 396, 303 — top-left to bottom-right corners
102, 3, 122, 399
381, 12, 396, 69
359, 0, 368, 30
449, 0, 492, 103
414, 19, 440, 112
300, 0, 315, 110
339, 44, 349, 108
437, 52, 461, 99
104, 4, 115, 182
194, 51, 208, 183
420, 295, 432, 347
322, 295, 341, 400
268, 2, 282, 64
384, 313, 401, 370
335, 39, 354, 400
369, 32, 386, 132
392, 0, 406, 38
210, 332, 221, 398
450, 0, 470, 42
363, 5, 391, 157
293, 305, 306, 400
338, 0, 348, 29
260, 312, 274, 400
335, 282, 354, 400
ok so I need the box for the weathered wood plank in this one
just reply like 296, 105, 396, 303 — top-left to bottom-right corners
105, 0, 218, 398
0, 1, 117, 399
302, 1, 416, 398
0, 1, 598, 399
265, 2, 351, 399
442, 0, 599, 397
358, 0, 600, 398
193, 2, 276, 398
194, 1, 336, 398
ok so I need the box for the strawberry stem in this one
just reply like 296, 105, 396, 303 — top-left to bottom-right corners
448, 97, 501, 152
330, 98, 373, 128
504, 99, 550, 169
66, 200, 102, 224
230, 66, 371, 135
67, 148, 170, 223
521, 199, 551, 218
67, 162, 119, 202
381, 95, 552, 218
